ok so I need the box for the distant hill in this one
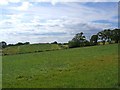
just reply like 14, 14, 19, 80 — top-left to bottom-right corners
2, 44, 68, 55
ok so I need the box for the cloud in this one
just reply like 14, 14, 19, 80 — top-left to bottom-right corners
8, 0, 20, 3
0, 0, 119, 6
0, 0, 8, 5
29, 0, 119, 5
0, 2, 118, 43
0, 0, 20, 5
17, 2, 30, 11
29, 0, 119, 3
12, 1, 32, 11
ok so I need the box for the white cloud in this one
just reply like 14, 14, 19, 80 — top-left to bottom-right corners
0, 0, 119, 6
0, 1, 118, 43
8, 0, 20, 3
29, 0, 119, 5
0, 0, 8, 5
13, 1, 32, 11
0, 0, 20, 6
29, 0, 119, 2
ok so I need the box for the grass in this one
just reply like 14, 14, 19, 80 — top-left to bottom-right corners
2, 44, 118, 88
2, 44, 63, 55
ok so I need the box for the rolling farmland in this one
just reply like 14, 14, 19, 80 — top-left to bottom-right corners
2, 44, 118, 88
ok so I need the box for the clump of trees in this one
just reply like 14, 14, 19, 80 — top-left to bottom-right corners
68, 32, 90, 48
98, 29, 120, 44
68, 28, 120, 48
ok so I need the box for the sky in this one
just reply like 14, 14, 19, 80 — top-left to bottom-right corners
0, 0, 119, 44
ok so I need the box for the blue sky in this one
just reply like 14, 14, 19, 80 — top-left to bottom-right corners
0, 0, 118, 44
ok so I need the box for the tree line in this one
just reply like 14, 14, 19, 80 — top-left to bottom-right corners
68, 28, 120, 48
0, 28, 120, 49
0, 42, 30, 49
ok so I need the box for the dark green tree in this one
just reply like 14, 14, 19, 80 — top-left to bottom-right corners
90, 34, 98, 45
97, 30, 110, 45
111, 29, 120, 43
0, 41, 7, 48
98, 29, 120, 44
51, 41, 58, 44
68, 32, 86, 48
24, 42, 30, 45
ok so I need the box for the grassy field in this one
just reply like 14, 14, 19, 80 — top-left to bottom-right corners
2, 44, 64, 55
2, 44, 118, 88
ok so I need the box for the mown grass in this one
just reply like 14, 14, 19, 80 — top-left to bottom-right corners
2, 44, 118, 88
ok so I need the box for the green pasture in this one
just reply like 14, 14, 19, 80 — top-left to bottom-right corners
2, 44, 118, 88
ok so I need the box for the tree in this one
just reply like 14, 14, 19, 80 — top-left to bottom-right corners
97, 29, 112, 45
90, 35, 98, 45
98, 29, 120, 44
97, 31, 107, 45
8, 44, 14, 46
68, 32, 86, 48
51, 41, 58, 44
0, 41, 7, 48
104, 29, 112, 43
111, 29, 120, 43
24, 42, 30, 45
15, 42, 24, 46
68, 40, 80, 48
84, 40, 90, 46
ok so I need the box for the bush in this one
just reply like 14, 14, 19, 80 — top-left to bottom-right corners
15, 42, 24, 46
24, 42, 30, 45
68, 41, 80, 48
51, 41, 58, 44
84, 40, 91, 46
